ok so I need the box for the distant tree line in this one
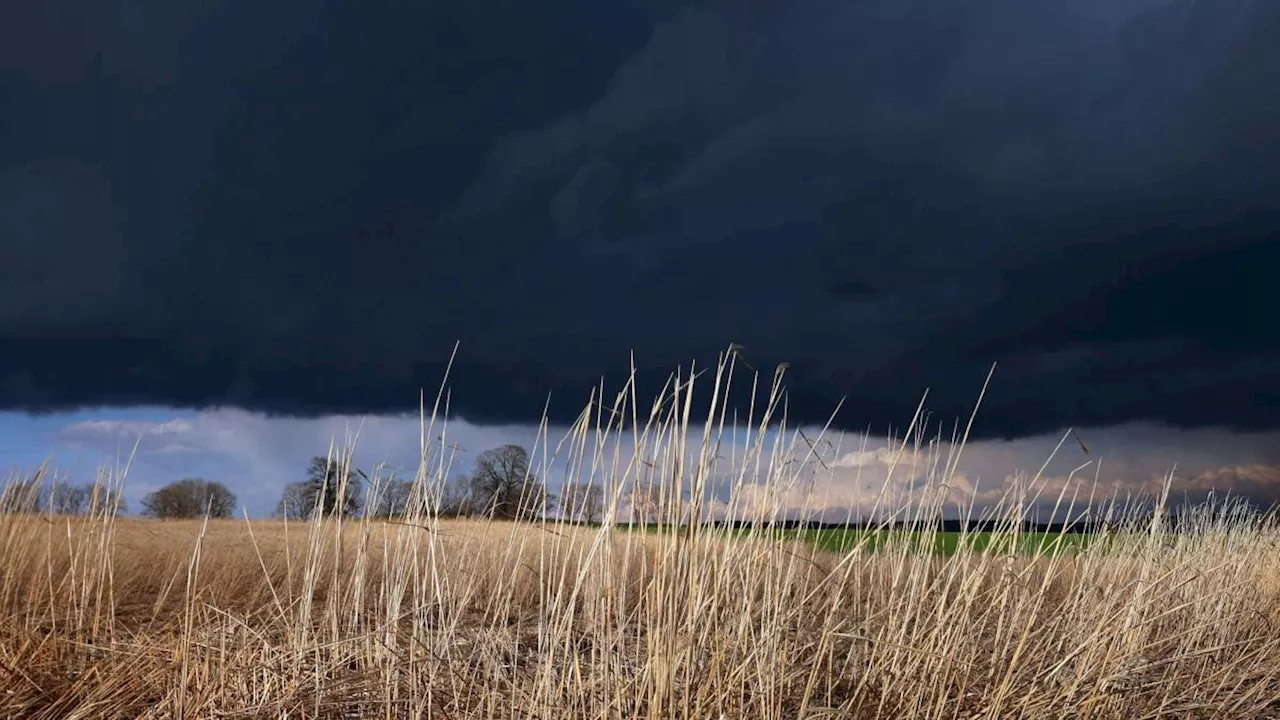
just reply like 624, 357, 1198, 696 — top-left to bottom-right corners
4, 444, 609, 524
270, 444, 606, 524
0, 470, 126, 516
0, 474, 241, 521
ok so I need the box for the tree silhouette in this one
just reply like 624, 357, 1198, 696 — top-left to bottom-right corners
468, 445, 553, 520
561, 482, 604, 524
141, 478, 237, 519
273, 482, 313, 520
302, 456, 362, 518
370, 477, 417, 519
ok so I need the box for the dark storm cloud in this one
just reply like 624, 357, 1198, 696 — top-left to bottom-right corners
0, 0, 1277, 437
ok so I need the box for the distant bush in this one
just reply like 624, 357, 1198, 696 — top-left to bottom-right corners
141, 478, 238, 519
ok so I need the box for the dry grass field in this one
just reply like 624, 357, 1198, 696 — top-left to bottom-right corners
3, 510, 1280, 719
3, 359, 1280, 719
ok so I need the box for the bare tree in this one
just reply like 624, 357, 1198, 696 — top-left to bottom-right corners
274, 481, 314, 520
141, 478, 238, 520
1, 471, 124, 516
0, 476, 45, 514
84, 479, 128, 515
440, 473, 473, 517
561, 482, 604, 524
628, 476, 662, 524
302, 456, 362, 518
370, 477, 416, 519
365, 472, 482, 520
52, 485, 92, 515
468, 445, 554, 520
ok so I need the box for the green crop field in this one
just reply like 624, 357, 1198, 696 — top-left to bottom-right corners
785, 527, 1101, 555
627, 524, 1104, 555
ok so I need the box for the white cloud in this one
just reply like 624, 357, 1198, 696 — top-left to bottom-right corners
59, 418, 194, 442
710, 422, 1280, 523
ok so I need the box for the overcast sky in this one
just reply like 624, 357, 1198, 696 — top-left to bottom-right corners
1, 0, 1277, 517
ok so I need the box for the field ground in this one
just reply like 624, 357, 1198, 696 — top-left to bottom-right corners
2, 511, 1279, 719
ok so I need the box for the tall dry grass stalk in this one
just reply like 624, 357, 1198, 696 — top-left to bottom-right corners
2, 350, 1279, 719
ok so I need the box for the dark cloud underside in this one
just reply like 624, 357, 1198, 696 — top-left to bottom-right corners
0, 0, 1277, 438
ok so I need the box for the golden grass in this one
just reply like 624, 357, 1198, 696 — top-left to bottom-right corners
2, 353, 1279, 718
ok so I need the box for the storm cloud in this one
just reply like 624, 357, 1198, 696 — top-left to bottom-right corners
1, 0, 1277, 439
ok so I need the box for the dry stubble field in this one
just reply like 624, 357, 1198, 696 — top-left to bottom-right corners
2, 360, 1280, 719
4, 502, 1280, 719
